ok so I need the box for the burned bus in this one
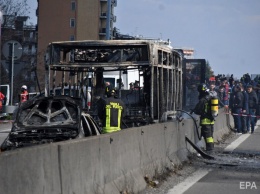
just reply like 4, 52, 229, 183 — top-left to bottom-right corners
44, 40, 183, 127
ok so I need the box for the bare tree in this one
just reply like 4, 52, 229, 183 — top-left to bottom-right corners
1, 0, 34, 97
0, 0, 30, 28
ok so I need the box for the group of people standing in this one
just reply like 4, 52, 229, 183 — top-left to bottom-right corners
229, 83, 259, 134
210, 74, 260, 134
192, 74, 260, 154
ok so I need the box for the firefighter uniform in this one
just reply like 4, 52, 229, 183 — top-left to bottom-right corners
97, 89, 125, 133
193, 84, 217, 152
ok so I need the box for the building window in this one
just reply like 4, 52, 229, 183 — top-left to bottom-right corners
23, 45, 29, 54
71, 1, 76, 11
31, 44, 36, 54
70, 18, 75, 27
30, 32, 34, 38
70, 35, 75, 41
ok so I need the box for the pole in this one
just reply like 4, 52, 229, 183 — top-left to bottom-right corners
0, 32, 1, 86
10, 42, 14, 106
0, 11, 2, 86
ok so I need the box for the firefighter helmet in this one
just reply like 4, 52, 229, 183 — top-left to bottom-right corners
197, 83, 209, 93
21, 85, 27, 90
107, 88, 116, 97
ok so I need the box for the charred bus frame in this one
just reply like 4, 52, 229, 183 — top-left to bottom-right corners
44, 40, 182, 125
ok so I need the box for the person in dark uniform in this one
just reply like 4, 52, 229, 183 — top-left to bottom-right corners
230, 85, 244, 134
255, 81, 260, 122
246, 85, 258, 133
97, 88, 125, 133
193, 83, 217, 153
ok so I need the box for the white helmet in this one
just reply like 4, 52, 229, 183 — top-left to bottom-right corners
21, 85, 27, 90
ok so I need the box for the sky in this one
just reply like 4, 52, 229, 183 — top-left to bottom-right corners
26, 0, 260, 79
26, 0, 37, 24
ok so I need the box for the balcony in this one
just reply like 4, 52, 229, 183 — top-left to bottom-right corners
100, 12, 107, 19
99, 28, 106, 35
100, 28, 106, 33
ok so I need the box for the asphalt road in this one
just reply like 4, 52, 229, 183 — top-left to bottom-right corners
169, 123, 260, 194
141, 121, 260, 194
170, 167, 260, 194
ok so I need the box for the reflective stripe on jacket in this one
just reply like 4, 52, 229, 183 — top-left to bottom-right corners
201, 117, 214, 125
201, 100, 214, 125
102, 103, 123, 133
194, 94, 214, 125
98, 97, 125, 134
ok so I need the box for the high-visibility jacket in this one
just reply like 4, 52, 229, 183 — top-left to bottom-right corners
0, 92, 5, 107
193, 94, 214, 125
97, 97, 125, 133
20, 91, 29, 103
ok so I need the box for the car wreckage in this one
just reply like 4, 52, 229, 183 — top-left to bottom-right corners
1, 95, 101, 151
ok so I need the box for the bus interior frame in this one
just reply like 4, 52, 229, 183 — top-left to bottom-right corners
45, 40, 183, 127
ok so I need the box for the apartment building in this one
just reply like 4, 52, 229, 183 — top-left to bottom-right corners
37, 0, 117, 88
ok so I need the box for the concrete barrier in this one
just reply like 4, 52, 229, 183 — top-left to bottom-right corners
0, 108, 233, 194
2, 105, 17, 114
214, 108, 234, 142
0, 144, 61, 194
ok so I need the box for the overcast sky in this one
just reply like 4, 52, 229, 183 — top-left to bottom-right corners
27, 0, 260, 79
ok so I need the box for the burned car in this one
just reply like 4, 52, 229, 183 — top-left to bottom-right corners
1, 96, 101, 151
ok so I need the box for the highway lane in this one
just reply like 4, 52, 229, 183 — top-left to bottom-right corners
140, 121, 260, 194
168, 167, 260, 194
167, 123, 260, 194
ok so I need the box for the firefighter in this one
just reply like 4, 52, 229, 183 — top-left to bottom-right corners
105, 82, 111, 97
20, 85, 29, 103
97, 88, 125, 133
193, 83, 218, 153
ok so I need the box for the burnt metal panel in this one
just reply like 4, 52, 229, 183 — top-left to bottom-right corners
182, 59, 206, 111
1, 96, 82, 151
44, 40, 183, 125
